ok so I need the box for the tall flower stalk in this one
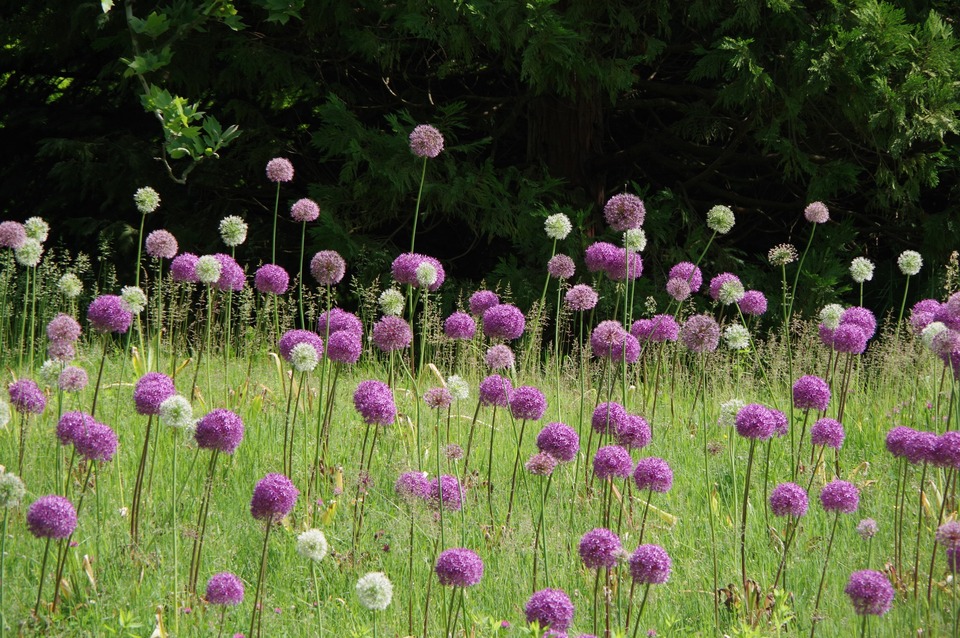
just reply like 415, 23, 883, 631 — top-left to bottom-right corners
407, 125, 444, 253
265, 158, 294, 265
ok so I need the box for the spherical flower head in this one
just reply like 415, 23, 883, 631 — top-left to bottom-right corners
250, 473, 298, 522
590, 320, 628, 358
56, 411, 94, 446
395, 471, 428, 502
680, 314, 720, 353
668, 262, 703, 292
409, 124, 444, 158
195, 408, 244, 454
856, 518, 878, 540
22, 218, 48, 246
770, 408, 789, 437
424, 387, 453, 410
326, 330, 362, 364
444, 312, 476, 340
525, 452, 557, 476
617, 414, 652, 450
911, 301, 940, 334
832, 324, 868, 354
58, 273, 83, 298
145, 229, 178, 260
206, 572, 244, 606
706, 204, 735, 234
159, 395, 194, 430
38, 360, 61, 388
134, 372, 176, 416
768, 243, 798, 266
47, 340, 74, 363
633, 457, 673, 493
849, 257, 875, 283
317, 308, 363, 336
356, 572, 393, 611
446, 375, 469, 401
254, 264, 289, 295
811, 418, 845, 449
841, 307, 877, 339
120, 286, 148, 315
218, 215, 248, 247
510, 386, 547, 421
483, 304, 525, 341
547, 254, 576, 280
469, 290, 499, 316
935, 431, 960, 469
74, 421, 118, 462
632, 315, 679, 344
8, 379, 46, 414
723, 324, 751, 350
604, 193, 646, 231
435, 548, 484, 587
820, 479, 860, 513
793, 375, 831, 411
845, 570, 894, 616
593, 445, 633, 480
718, 280, 746, 306
735, 403, 776, 440
58, 366, 88, 393
905, 431, 941, 465
936, 521, 960, 550
27, 495, 77, 539
15, 237, 43, 267
896, 250, 923, 276
929, 327, 960, 361
769, 482, 808, 517
372, 316, 412, 352
544, 213, 572, 240
310, 250, 346, 286
266, 157, 294, 183
0, 221, 26, 249
591, 402, 628, 436
170, 253, 199, 283
0, 400, 9, 429
536, 422, 579, 462
290, 342, 320, 372
297, 529, 329, 562
479, 374, 512, 406
604, 249, 643, 282
290, 198, 320, 223
804, 201, 829, 223
428, 475, 463, 511
820, 304, 845, 330
378, 289, 404, 316
885, 426, 915, 459
718, 399, 746, 427
738, 290, 767, 316
47, 313, 81, 343
629, 545, 672, 584
353, 380, 397, 425
0, 470, 26, 509
444, 443, 464, 461
565, 284, 598, 312
584, 241, 618, 274
213, 253, 245, 292
665, 277, 691, 301
579, 528, 622, 569
195, 255, 222, 285
134, 187, 161, 214
278, 329, 324, 361
708, 273, 740, 302
525, 588, 574, 632
623, 228, 647, 252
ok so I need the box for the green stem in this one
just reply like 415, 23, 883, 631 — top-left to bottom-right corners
410, 157, 427, 253
272, 182, 280, 265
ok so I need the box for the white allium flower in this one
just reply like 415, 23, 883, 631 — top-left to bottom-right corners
446, 375, 469, 401
290, 342, 319, 372
623, 228, 647, 252
38, 359, 61, 387
723, 324, 751, 350
356, 571, 393, 611
134, 187, 161, 214
415, 262, 438, 288
849, 257, 875, 284
379, 289, 405, 316
717, 280, 746, 305
544, 213, 572, 240
120, 286, 147, 315
718, 398, 746, 428
0, 400, 10, 429
296, 528, 329, 563
23, 217, 50, 243
897, 250, 923, 276
922, 322, 949, 351
219, 216, 248, 248
14, 237, 42, 267
819, 304, 845, 330
0, 470, 26, 508
706, 205, 735, 234
58, 273, 83, 299
159, 395, 194, 430
195, 255, 222, 285
768, 243, 798, 266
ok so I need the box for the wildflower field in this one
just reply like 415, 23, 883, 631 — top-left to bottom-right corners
1, 133, 960, 638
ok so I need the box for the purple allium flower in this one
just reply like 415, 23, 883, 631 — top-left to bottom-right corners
604, 193, 646, 231
525, 452, 557, 475
617, 414, 651, 450
856, 518, 878, 540
769, 482, 808, 517
479, 374, 512, 407
632, 315, 679, 344
935, 431, 960, 468
46, 314, 81, 343
629, 545, 672, 584
579, 528, 622, 569
841, 307, 877, 340
564, 284, 599, 311
353, 380, 397, 425
935, 300, 960, 331
206, 572, 245, 606
904, 431, 938, 465
591, 402, 628, 436
804, 201, 829, 224
666, 277, 691, 301
213, 253, 245, 292
290, 198, 320, 223
170, 253, 199, 283
372, 316, 413, 352
679, 314, 720, 353
738, 290, 768, 316
734, 403, 776, 440
435, 548, 483, 587
26, 495, 77, 539
56, 411, 96, 446
845, 570, 894, 616
669, 261, 704, 292
395, 471, 428, 502
194, 408, 245, 454
444, 312, 476, 340
820, 480, 860, 514
510, 386, 547, 421
266, 157, 294, 183
936, 521, 960, 550
708, 273, 741, 302
8, 379, 45, 414
536, 422, 579, 462
468, 290, 499, 317
317, 308, 363, 336
605, 250, 643, 281
590, 320, 627, 357
525, 588, 574, 632
548, 254, 576, 280
424, 387, 453, 410
793, 375, 830, 411
810, 418, 845, 449
326, 330, 362, 364
484, 344, 515, 370
391, 253, 445, 291
254, 264, 289, 295
832, 324, 868, 354
0, 221, 26, 249
310, 250, 345, 286
910, 299, 941, 334
482, 304, 525, 341
444, 444, 464, 461
584, 241, 618, 273
409, 124, 444, 158
633, 457, 673, 493
74, 421, 118, 462
145, 230, 178, 260
250, 473, 299, 522
87, 295, 133, 334
133, 372, 176, 416
886, 426, 915, 458
47, 340, 75, 362
427, 475, 462, 511
609, 333, 641, 362
769, 408, 789, 438
593, 445, 632, 480
58, 366, 88, 393
278, 329, 324, 362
